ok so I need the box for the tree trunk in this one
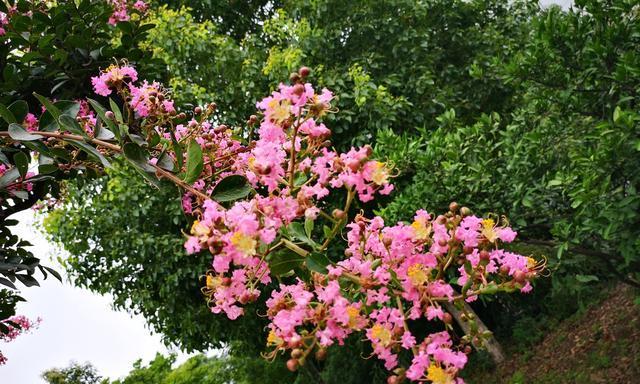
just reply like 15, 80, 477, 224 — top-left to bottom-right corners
443, 301, 505, 364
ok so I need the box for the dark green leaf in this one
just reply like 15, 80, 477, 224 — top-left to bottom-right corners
183, 140, 203, 184
13, 152, 29, 177
8, 123, 43, 141
305, 252, 330, 274
211, 175, 252, 202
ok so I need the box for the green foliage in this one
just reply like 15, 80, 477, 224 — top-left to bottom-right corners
42, 362, 103, 384
108, 352, 293, 384
380, 0, 640, 290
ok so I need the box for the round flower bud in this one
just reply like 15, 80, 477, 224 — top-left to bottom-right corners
332, 209, 346, 220
293, 83, 305, 96
463, 246, 473, 255
460, 206, 472, 217
249, 114, 258, 124
289, 72, 301, 84
286, 359, 299, 372
479, 250, 491, 262
299, 66, 311, 78
214, 124, 228, 134
291, 349, 303, 359
315, 348, 327, 361
513, 270, 526, 284
208, 102, 217, 112
387, 375, 399, 384
449, 201, 460, 213
177, 112, 187, 120
188, 120, 198, 128
464, 345, 473, 354
499, 265, 510, 275
194, 106, 203, 115
105, 111, 115, 120
443, 312, 453, 324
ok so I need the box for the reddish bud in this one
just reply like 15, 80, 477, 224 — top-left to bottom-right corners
293, 83, 305, 96
449, 202, 460, 213
291, 349, 303, 359
513, 270, 526, 284
177, 112, 187, 120
289, 72, 301, 84
105, 111, 115, 120
194, 106, 203, 115
286, 359, 299, 372
299, 66, 311, 78
387, 376, 399, 384
479, 250, 491, 262
332, 209, 346, 220
315, 348, 327, 361
443, 312, 453, 324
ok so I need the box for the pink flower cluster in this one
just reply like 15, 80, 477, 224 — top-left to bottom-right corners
0, 315, 40, 365
258, 210, 539, 382
91, 64, 138, 96
0, 11, 8, 36
106, 0, 148, 25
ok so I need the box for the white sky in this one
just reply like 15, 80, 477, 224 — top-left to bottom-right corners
0, 210, 191, 383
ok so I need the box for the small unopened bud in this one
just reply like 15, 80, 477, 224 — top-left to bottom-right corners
449, 201, 460, 213
363, 145, 373, 157
513, 270, 526, 284
293, 83, 305, 96
177, 112, 187, 120
188, 120, 198, 128
208, 102, 217, 112
460, 206, 472, 217
464, 345, 472, 354
105, 111, 115, 120
299, 66, 311, 78
438, 239, 448, 247
315, 348, 327, 361
443, 312, 453, 324
157, 93, 165, 101
194, 106, 203, 115
463, 246, 473, 255
479, 250, 490, 262
286, 359, 299, 372
215, 124, 228, 134
382, 235, 393, 247
387, 375, 399, 384
289, 72, 301, 84
291, 349, 303, 359
332, 209, 346, 220
249, 114, 258, 124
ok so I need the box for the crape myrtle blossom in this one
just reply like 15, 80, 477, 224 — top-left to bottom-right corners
106, 0, 148, 25
0, 315, 41, 365
61, 63, 543, 383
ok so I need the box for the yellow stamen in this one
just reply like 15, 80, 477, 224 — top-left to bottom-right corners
230, 231, 257, 256
371, 324, 392, 346
407, 263, 429, 286
427, 364, 454, 384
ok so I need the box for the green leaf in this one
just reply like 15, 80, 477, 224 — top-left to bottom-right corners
0, 151, 9, 165
575, 274, 599, 283
170, 131, 183, 170
0, 168, 20, 189
87, 98, 118, 138
13, 152, 29, 177
156, 152, 174, 171
39, 101, 81, 132
8, 101, 28, 123
8, 123, 43, 141
34, 93, 61, 119
211, 175, 252, 202
58, 114, 87, 136
68, 140, 111, 168
268, 249, 304, 276
109, 98, 123, 122
305, 252, 330, 274
123, 143, 154, 172
305, 217, 314, 238
0, 103, 16, 124
15, 274, 39, 287
613, 106, 621, 123
183, 140, 203, 184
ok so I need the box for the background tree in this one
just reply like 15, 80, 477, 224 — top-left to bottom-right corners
42, 362, 103, 384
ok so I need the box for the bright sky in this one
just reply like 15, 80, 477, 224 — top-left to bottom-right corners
0, 210, 191, 383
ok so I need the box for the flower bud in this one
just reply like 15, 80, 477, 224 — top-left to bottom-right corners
194, 106, 203, 115
289, 72, 301, 84
215, 124, 228, 134
188, 120, 198, 128
443, 312, 453, 324
315, 348, 327, 361
177, 112, 187, 120
332, 209, 346, 220
513, 270, 526, 284
460, 206, 472, 217
249, 114, 258, 124
449, 202, 460, 213
363, 145, 373, 157
499, 265, 510, 275
479, 250, 490, 262
387, 375, 399, 384
286, 359, 299, 372
208, 102, 217, 112
464, 345, 472, 354
299, 66, 311, 78
105, 111, 115, 120
291, 348, 303, 359
293, 83, 305, 96
463, 246, 473, 255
